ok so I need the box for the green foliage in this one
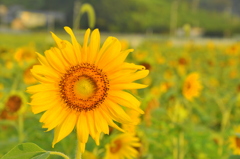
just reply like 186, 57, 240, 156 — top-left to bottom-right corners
81, 0, 240, 34
73, 3, 96, 30
1, 143, 50, 159
1, 0, 240, 34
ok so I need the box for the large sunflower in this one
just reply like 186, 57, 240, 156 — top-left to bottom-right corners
27, 27, 149, 152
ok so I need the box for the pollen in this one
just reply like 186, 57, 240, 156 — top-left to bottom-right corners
59, 63, 109, 112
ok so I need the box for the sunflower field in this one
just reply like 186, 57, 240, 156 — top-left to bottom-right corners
1, 29, 240, 159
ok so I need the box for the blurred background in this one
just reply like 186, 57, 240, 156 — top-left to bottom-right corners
1, 0, 240, 159
0, 0, 240, 36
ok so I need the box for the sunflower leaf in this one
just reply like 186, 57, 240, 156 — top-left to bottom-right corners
31, 152, 50, 159
1, 142, 50, 159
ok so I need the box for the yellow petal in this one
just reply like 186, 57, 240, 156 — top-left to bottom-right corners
108, 91, 144, 114
94, 132, 101, 146
93, 109, 109, 134
102, 49, 134, 73
43, 106, 69, 132
30, 89, 57, 99
27, 84, 57, 94
98, 37, 121, 69
110, 70, 149, 84
31, 100, 56, 114
51, 31, 78, 66
76, 142, 86, 153
64, 26, 82, 64
86, 110, 98, 139
44, 49, 66, 74
50, 47, 70, 71
82, 28, 91, 62
51, 32, 63, 48
88, 29, 100, 64
126, 147, 139, 155
98, 106, 124, 132
39, 103, 63, 122
95, 36, 115, 64
36, 53, 50, 67
32, 65, 60, 79
110, 83, 148, 90
108, 63, 146, 80
31, 71, 55, 83
52, 111, 78, 147
121, 63, 145, 70
77, 111, 89, 143
104, 100, 132, 124
59, 40, 78, 65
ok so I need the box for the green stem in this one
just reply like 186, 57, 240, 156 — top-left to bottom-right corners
214, 96, 234, 157
18, 114, 24, 143
172, 137, 178, 159
75, 142, 82, 159
50, 151, 70, 159
179, 132, 184, 159
11, 70, 21, 92
221, 111, 230, 132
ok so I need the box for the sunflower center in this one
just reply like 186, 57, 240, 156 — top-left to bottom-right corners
74, 76, 96, 100
110, 139, 122, 153
59, 63, 109, 112
6, 95, 22, 113
235, 137, 240, 148
185, 82, 191, 90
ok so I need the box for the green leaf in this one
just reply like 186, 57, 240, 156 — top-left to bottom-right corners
229, 155, 240, 159
1, 143, 49, 159
31, 152, 50, 159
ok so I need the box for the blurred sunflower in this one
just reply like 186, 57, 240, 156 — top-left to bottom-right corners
225, 44, 239, 56
182, 73, 202, 101
104, 133, 141, 159
27, 27, 149, 152
5, 60, 14, 70
144, 97, 159, 127
154, 52, 165, 64
14, 45, 37, 65
132, 50, 148, 62
0, 92, 27, 120
229, 126, 240, 155
207, 41, 215, 51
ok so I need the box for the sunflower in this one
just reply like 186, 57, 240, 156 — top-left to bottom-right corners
27, 27, 149, 153
182, 73, 202, 101
104, 133, 141, 159
0, 91, 27, 120
14, 45, 37, 64
144, 97, 159, 127
229, 126, 240, 155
